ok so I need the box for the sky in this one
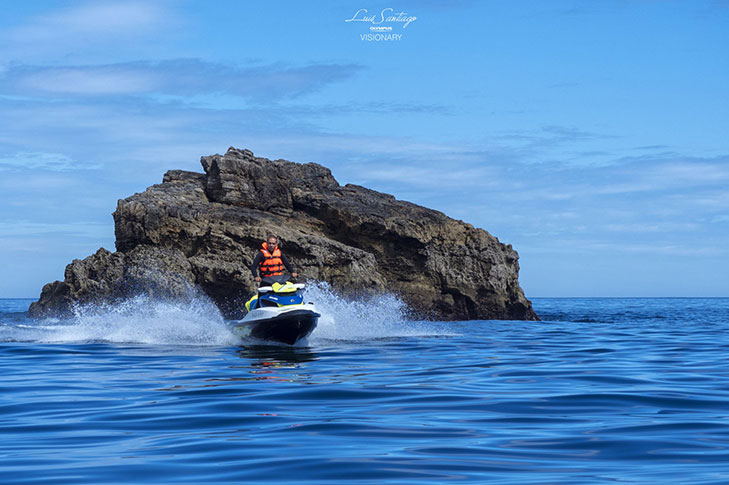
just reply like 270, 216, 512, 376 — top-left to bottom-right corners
0, 0, 727, 298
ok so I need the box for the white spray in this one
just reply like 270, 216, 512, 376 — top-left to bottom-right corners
4, 283, 451, 345
303, 281, 450, 342
9, 294, 237, 346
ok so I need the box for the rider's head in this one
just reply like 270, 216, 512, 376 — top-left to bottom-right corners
266, 236, 278, 251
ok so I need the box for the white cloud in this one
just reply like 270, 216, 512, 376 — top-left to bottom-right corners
0, 221, 108, 239
518, 239, 729, 257
1, 60, 362, 99
601, 222, 700, 233
650, 161, 729, 184
348, 164, 503, 189
688, 191, 729, 208
0, 152, 100, 172
0, 1, 176, 63
22, 68, 155, 95
6, 1, 168, 43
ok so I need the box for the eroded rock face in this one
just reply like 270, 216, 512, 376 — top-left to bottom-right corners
29, 147, 538, 321
28, 246, 195, 317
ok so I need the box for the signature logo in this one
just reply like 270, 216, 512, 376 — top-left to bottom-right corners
345, 8, 417, 29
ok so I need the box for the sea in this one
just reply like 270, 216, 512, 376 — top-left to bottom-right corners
1, 288, 728, 484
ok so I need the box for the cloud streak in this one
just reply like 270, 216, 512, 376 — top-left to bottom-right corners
0, 152, 100, 172
1, 1, 173, 61
0, 59, 364, 100
0, 221, 109, 239
7, 1, 168, 38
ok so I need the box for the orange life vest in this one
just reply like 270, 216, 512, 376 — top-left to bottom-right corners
259, 242, 285, 277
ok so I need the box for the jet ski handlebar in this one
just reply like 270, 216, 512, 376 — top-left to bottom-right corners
257, 282, 306, 294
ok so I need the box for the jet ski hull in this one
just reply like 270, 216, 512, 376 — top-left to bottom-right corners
232, 307, 320, 345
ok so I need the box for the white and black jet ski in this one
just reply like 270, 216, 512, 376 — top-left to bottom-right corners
232, 277, 319, 345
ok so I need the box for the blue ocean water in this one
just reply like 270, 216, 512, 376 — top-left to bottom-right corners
1, 292, 728, 484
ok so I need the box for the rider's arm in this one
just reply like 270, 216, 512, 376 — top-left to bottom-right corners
280, 253, 294, 274
250, 251, 263, 277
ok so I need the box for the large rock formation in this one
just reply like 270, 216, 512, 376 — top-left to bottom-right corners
29, 147, 538, 321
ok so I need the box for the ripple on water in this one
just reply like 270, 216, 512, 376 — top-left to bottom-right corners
1, 298, 729, 483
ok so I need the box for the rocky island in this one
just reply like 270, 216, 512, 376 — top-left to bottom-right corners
29, 147, 538, 321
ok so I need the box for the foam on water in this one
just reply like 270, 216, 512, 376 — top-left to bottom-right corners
2, 294, 238, 346
303, 281, 450, 342
1, 283, 449, 345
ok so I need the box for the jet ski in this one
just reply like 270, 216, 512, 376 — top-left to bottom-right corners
231, 278, 320, 345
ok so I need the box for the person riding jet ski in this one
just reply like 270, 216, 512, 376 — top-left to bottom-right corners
232, 236, 318, 344
250, 235, 298, 285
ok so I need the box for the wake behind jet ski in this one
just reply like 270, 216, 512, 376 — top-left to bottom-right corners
231, 275, 319, 345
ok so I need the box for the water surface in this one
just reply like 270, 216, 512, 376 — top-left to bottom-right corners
1, 295, 728, 483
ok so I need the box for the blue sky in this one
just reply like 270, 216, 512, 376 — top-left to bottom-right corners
1, 0, 727, 298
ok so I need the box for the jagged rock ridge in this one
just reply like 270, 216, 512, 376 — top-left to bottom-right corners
30, 147, 539, 321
